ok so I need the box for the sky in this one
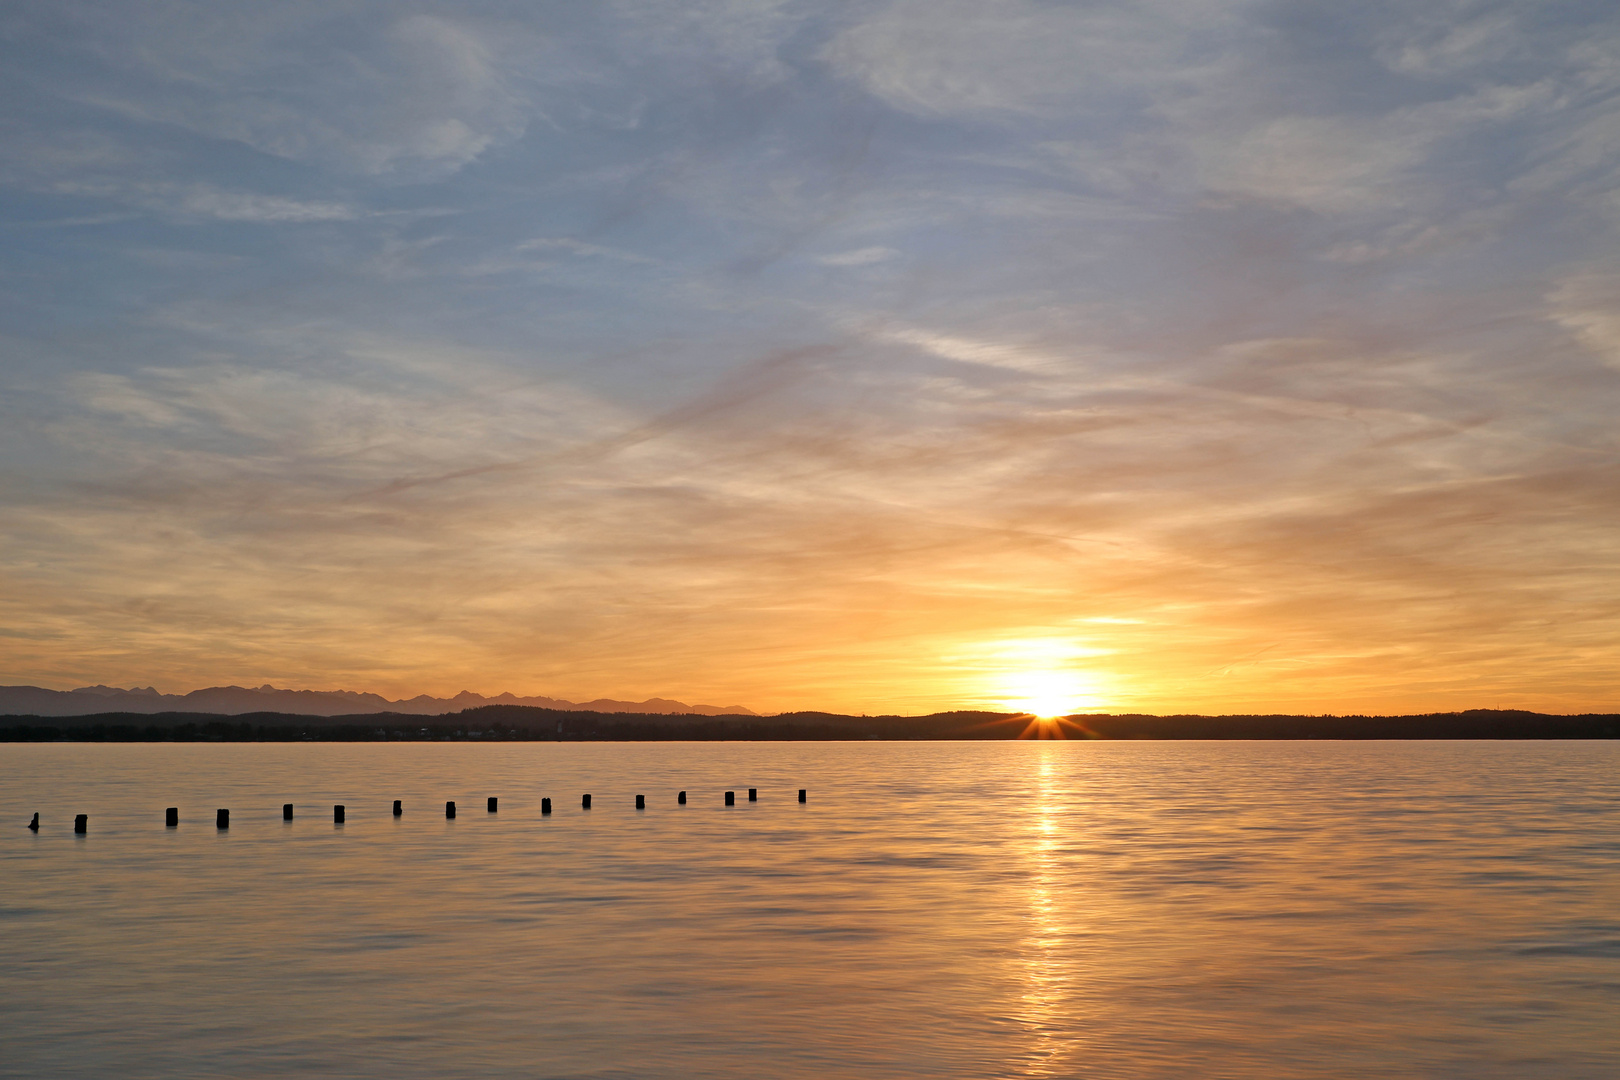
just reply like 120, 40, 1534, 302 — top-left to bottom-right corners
2, 0, 1619, 716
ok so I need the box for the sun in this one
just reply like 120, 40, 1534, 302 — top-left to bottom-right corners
998, 667, 1096, 718
954, 635, 1115, 718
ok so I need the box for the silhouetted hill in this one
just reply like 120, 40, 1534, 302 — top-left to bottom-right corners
0, 707, 1614, 741
0, 684, 756, 718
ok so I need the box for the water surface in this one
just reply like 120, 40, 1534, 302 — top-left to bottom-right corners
3, 741, 1617, 1078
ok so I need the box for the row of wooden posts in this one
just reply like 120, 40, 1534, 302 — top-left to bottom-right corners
29, 789, 808, 832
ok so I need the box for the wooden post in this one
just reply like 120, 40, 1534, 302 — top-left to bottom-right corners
488, 797, 497, 813
748, 788, 757, 802
334, 805, 345, 824
393, 800, 402, 816
75, 814, 87, 834
283, 803, 293, 821
798, 789, 806, 803
678, 790, 686, 805
636, 794, 645, 809
725, 791, 735, 806
166, 807, 179, 827
446, 801, 456, 819
541, 798, 552, 814
216, 809, 229, 829
582, 794, 592, 810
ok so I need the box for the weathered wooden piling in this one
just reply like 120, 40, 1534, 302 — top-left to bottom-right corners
29, 812, 39, 832
541, 797, 552, 814
636, 794, 645, 809
166, 807, 178, 827
75, 814, 87, 834
582, 793, 592, 810
749, 788, 757, 802
446, 801, 456, 819
725, 790, 735, 806
799, 789, 806, 803
678, 790, 687, 805
217, 809, 229, 829
334, 805, 345, 824
488, 797, 497, 813
393, 800, 402, 816
283, 803, 293, 820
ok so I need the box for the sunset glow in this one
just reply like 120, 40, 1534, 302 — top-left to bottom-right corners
998, 674, 1091, 721
3, 3, 1619, 716
8, 7, 1620, 1080
973, 638, 1112, 717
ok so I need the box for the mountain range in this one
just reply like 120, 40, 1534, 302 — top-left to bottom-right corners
0, 684, 757, 718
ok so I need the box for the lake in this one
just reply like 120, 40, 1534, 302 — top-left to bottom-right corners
2, 740, 1617, 1078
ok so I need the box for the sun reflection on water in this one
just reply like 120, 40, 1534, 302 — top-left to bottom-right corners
1014, 744, 1085, 1077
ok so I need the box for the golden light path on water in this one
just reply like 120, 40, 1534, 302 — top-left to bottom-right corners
1014, 744, 1084, 1078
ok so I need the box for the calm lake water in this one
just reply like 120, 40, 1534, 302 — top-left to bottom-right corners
2, 741, 1617, 1079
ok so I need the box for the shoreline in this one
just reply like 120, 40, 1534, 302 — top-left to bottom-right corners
3, 706, 1617, 741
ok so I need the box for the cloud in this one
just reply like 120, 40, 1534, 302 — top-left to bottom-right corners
1507, 37, 1620, 201
1319, 206, 1510, 263
817, 246, 897, 266
0, 123, 135, 183
0, 121, 354, 220
1375, 10, 1523, 77
49, 6, 548, 177
822, 0, 1221, 118
174, 187, 354, 222
882, 326, 1074, 375
30, 178, 355, 223
1195, 114, 1427, 213
606, 0, 807, 85
823, 0, 1611, 231
1190, 81, 1554, 214
1550, 274, 1620, 371
516, 237, 657, 263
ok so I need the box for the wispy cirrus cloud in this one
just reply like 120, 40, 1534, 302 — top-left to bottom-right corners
1551, 274, 1620, 372
25, 5, 556, 177
822, 0, 1228, 119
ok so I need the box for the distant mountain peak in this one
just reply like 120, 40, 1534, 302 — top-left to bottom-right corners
70, 684, 163, 697
3, 683, 757, 718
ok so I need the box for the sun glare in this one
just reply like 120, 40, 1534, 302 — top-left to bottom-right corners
999, 668, 1099, 718
971, 637, 1114, 718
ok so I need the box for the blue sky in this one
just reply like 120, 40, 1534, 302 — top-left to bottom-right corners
3, 1, 1619, 714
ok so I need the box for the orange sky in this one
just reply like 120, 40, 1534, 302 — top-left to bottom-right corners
7, 337, 1616, 716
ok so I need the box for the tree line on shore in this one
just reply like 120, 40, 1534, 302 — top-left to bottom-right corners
1, 705, 1616, 741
